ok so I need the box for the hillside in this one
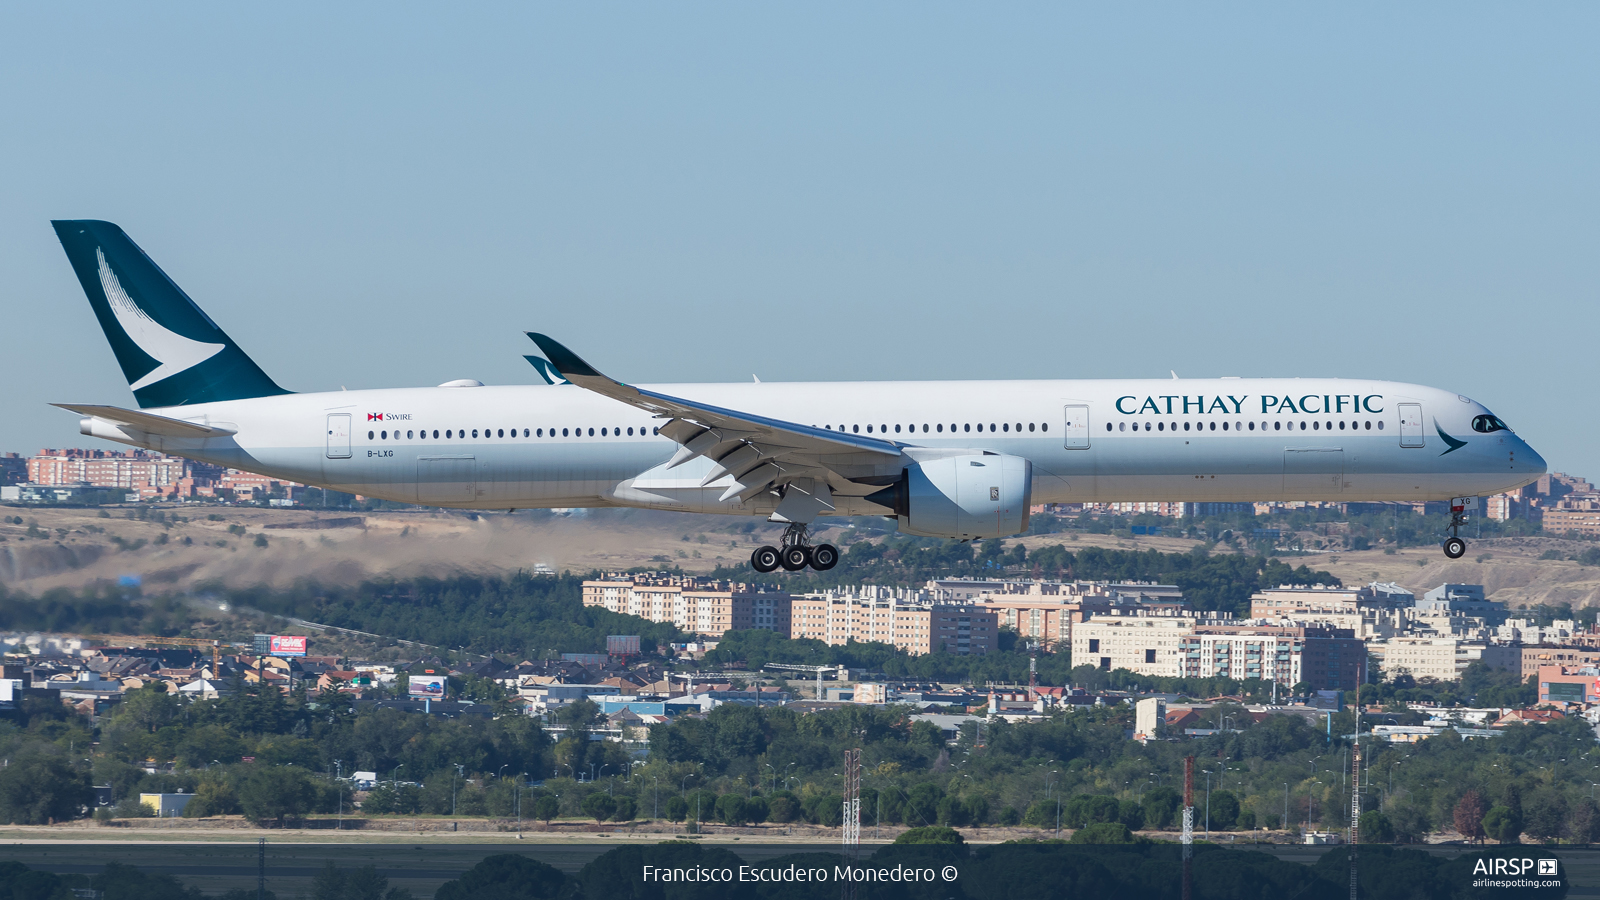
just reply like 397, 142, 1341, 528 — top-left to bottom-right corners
3, 504, 1598, 609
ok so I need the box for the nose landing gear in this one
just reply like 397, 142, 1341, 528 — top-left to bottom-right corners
1441, 497, 1477, 559
750, 523, 839, 573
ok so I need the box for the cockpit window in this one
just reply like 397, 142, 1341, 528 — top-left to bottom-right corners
1472, 414, 1509, 434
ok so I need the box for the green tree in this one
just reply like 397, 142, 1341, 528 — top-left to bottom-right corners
1208, 790, 1240, 829
663, 795, 688, 823
894, 825, 964, 845
612, 795, 637, 822
237, 765, 317, 826
434, 854, 567, 900
1070, 821, 1142, 844
0, 750, 91, 825
1358, 810, 1395, 843
582, 792, 617, 823
533, 794, 560, 823
1482, 806, 1522, 844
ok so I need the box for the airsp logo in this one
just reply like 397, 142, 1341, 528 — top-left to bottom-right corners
1471, 858, 1557, 876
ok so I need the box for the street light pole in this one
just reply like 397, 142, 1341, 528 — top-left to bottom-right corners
1205, 772, 1212, 837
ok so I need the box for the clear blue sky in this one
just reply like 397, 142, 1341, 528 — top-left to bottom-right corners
2, 5, 1596, 476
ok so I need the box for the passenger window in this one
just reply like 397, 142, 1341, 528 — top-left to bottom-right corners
1313, 422, 1319, 430
923, 424, 930, 432
601, 428, 607, 436
853, 425, 859, 433
895, 424, 901, 433
1365, 421, 1371, 430
1028, 423, 1036, 432
562, 428, 569, 437
628, 427, 634, 436
1105, 423, 1113, 432
937, 424, 944, 432
1248, 422, 1255, 431
1157, 422, 1164, 431
964, 424, 971, 432
1183, 422, 1190, 431
1300, 422, 1307, 430
881, 424, 887, 433
433, 430, 439, 439
368, 431, 375, 440
1222, 422, 1229, 431
1119, 422, 1126, 432
989, 423, 996, 432
1378, 421, 1384, 430
588, 428, 594, 436
407, 430, 414, 439
1208, 422, 1216, 431
1041, 423, 1047, 432
381, 430, 387, 439
536, 429, 542, 437
1002, 423, 1009, 432
866, 425, 873, 433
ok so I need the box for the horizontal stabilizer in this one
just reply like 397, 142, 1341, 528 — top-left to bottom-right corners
51, 403, 236, 438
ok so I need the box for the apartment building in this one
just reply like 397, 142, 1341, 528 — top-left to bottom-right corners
1070, 612, 1203, 677
925, 578, 1185, 651
790, 587, 998, 656
1371, 637, 1519, 682
1520, 646, 1600, 680
580, 575, 791, 638
1536, 665, 1600, 705
1179, 624, 1365, 691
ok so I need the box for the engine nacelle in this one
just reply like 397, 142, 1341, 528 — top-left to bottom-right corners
868, 454, 1032, 540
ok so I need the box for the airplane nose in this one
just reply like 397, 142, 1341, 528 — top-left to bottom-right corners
1518, 436, 1548, 476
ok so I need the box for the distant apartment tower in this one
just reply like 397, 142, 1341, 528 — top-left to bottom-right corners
581, 574, 791, 638
1180, 623, 1365, 691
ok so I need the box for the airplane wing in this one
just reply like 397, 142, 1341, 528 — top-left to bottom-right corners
51, 403, 237, 438
527, 333, 903, 507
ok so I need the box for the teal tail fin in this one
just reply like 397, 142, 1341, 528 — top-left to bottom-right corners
52, 220, 290, 408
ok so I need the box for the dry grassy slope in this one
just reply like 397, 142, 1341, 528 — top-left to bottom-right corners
3, 506, 1597, 609
1014, 532, 1600, 610
0, 506, 816, 594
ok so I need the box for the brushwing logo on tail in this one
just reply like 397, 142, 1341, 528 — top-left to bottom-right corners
97, 247, 224, 390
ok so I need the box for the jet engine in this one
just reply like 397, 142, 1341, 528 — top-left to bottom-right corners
867, 454, 1032, 540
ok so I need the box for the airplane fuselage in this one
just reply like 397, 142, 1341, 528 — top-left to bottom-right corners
83, 376, 1545, 520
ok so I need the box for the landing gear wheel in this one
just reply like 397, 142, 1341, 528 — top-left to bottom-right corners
1442, 537, 1467, 559
780, 545, 811, 571
810, 543, 839, 571
751, 546, 780, 573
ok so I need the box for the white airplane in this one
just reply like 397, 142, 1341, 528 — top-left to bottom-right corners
50, 220, 1546, 572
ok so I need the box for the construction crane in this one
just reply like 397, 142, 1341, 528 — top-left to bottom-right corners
85, 635, 226, 675
760, 663, 848, 700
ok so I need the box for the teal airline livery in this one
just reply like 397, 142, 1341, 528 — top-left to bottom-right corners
49, 220, 1546, 572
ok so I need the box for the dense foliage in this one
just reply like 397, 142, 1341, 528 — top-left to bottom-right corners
225, 572, 688, 658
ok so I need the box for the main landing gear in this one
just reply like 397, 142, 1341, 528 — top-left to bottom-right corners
1441, 497, 1476, 560
751, 524, 838, 573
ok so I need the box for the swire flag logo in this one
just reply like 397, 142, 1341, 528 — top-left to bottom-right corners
368, 413, 383, 421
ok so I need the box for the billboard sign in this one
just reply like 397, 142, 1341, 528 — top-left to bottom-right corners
268, 635, 308, 657
409, 674, 446, 700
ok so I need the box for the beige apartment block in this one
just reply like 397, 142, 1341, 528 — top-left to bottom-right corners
1071, 614, 1198, 677
581, 575, 790, 638
791, 588, 997, 656
1372, 637, 1519, 682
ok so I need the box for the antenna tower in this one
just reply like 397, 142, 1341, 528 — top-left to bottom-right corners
1183, 755, 1195, 900
1349, 677, 1362, 900
842, 749, 862, 854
